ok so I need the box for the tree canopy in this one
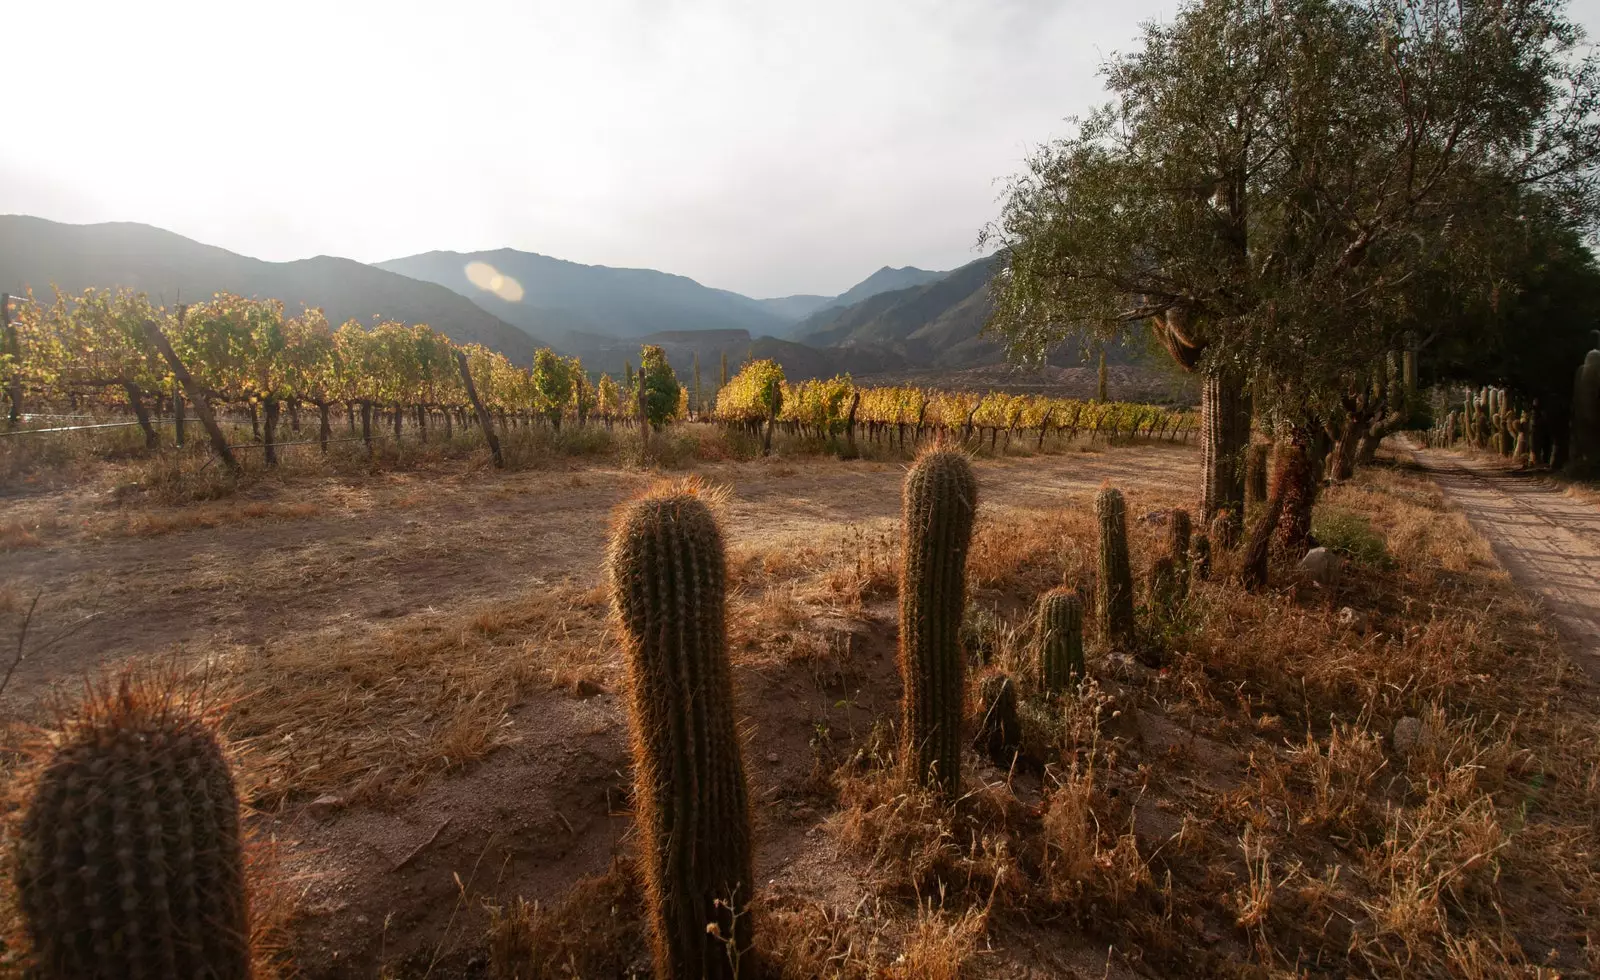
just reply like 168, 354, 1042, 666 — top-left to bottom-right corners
984, 0, 1600, 425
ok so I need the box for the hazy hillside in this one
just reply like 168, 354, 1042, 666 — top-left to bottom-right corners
0, 215, 541, 363
753, 293, 833, 321
825, 265, 947, 313
377, 249, 794, 341
788, 256, 1000, 365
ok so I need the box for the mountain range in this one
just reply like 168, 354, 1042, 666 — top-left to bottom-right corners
0, 214, 1187, 400
0, 215, 542, 363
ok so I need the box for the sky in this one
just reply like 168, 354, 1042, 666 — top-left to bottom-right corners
8, 0, 1600, 300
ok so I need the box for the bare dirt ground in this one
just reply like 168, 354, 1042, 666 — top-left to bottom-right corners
1404, 439, 1600, 672
0, 441, 1199, 978
0, 444, 1193, 711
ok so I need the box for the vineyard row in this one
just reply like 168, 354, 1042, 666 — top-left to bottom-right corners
0, 287, 1195, 469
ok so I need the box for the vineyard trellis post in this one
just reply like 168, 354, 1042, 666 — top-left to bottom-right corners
140, 319, 241, 475
455, 350, 503, 468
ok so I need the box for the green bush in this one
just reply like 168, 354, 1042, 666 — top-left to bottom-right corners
1312, 508, 1393, 568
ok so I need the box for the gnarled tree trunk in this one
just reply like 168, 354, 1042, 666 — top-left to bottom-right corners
1200, 368, 1251, 534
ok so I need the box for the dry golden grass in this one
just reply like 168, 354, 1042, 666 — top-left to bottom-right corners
4, 443, 1589, 977
119, 499, 323, 537
209, 582, 612, 807
743, 459, 1600, 977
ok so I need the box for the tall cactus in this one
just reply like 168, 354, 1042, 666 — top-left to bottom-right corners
1095, 487, 1136, 649
1036, 588, 1085, 695
14, 677, 250, 980
899, 449, 978, 796
608, 485, 753, 979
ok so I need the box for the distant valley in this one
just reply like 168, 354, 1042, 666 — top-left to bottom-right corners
1, 214, 1190, 400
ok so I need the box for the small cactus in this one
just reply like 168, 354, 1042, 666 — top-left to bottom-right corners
1036, 588, 1085, 695
899, 449, 978, 795
608, 484, 753, 979
1095, 487, 1136, 649
974, 673, 1022, 768
1190, 532, 1212, 585
1169, 508, 1193, 578
14, 677, 250, 980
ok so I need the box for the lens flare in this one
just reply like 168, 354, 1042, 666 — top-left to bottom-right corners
464, 261, 524, 302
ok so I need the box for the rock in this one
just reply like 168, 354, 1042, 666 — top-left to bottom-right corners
307, 794, 346, 820
1298, 547, 1341, 586
1393, 716, 1424, 756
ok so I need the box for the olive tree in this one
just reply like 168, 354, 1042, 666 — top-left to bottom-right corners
985, 0, 1600, 550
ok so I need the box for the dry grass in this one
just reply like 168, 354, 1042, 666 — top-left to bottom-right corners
4, 442, 1591, 977
209, 582, 613, 807
744, 458, 1600, 976
484, 859, 648, 979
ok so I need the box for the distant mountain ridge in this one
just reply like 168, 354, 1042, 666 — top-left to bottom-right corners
376, 249, 949, 342
787, 256, 1002, 366
823, 266, 947, 316
3, 213, 1098, 392
0, 215, 541, 363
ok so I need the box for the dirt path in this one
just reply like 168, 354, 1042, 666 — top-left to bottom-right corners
0, 443, 1199, 711
1405, 439, 1600, 672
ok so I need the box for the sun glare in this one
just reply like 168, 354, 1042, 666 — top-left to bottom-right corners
464, 260, 524, 302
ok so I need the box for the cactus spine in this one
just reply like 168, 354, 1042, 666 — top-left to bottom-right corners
14, 678, 250, 980
1036, 588, 1085, 694
974, 673, 1021, 768
899, 449, 978, 795
608, 486, 753, 979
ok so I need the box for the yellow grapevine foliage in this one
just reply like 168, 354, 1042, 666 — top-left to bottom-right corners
3, 287, 1197, 440
713, 374, 1195, 440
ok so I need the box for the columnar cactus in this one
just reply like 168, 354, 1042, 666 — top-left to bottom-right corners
1095, 487, 1136, 649
1036, 588, 1085, 694
14, 678, 250, 980
608, 485, 753, 979
974, 673, 1021, 768
899, 449, 978, 795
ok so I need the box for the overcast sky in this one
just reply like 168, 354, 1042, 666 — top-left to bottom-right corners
8, 0, 1600, 299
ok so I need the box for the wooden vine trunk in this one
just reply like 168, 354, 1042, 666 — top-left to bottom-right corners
455, 351, 503, 468
140, 318, 240, 474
